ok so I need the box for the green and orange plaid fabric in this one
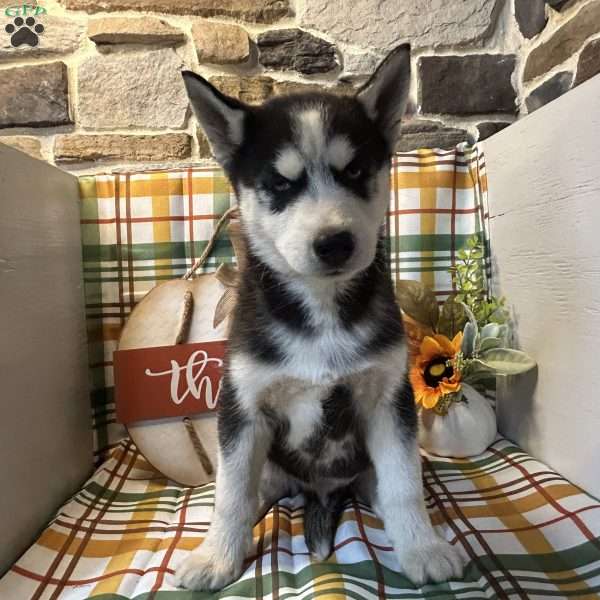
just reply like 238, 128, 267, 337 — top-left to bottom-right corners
3, 438, 600, 598
78, 146, 489, 460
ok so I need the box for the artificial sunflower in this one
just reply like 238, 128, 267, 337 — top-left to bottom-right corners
409, 332, 463, 411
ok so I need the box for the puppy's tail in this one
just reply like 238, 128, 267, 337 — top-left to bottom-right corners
304, 489, 347, 561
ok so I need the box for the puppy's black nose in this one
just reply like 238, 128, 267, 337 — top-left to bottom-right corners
313, 230, 355, 268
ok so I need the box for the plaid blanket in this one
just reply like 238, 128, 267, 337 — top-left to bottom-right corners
3, 146, 600, 598
78, 146, 489, 460
3, 438, 600, 598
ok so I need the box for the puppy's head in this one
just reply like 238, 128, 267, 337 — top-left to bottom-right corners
182, 45, 411, 281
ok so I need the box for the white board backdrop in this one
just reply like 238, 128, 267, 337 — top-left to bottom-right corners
0, 144, 92, 574
484, 74, 600, 498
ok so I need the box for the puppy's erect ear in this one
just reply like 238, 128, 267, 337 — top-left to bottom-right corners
182, 71, 248, 167
356, 44, 411, 146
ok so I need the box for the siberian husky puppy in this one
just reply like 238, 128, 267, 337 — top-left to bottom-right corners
175, 44, 464, 591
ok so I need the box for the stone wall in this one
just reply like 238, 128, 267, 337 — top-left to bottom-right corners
0, 0, 598, 172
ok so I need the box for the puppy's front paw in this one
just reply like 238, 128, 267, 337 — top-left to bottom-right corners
174, 548, 242, 591
396, 536, 464, 586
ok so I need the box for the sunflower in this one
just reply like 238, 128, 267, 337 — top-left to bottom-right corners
409, 332, 463, 410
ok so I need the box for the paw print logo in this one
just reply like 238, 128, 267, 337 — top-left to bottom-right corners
5, 17, 44, 48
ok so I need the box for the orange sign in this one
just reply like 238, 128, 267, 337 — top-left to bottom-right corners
114, 341, 226, 424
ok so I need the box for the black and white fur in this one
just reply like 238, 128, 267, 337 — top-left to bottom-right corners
175, 45, 464, 591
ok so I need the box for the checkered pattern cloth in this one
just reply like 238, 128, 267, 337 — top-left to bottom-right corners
78, 146, 489, 460
3, 438, 600, 599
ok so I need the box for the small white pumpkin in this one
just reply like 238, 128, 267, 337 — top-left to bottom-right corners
418, 383, 497, 458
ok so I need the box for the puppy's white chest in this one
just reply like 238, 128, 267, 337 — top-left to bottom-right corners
277, 324, 370, 384
278, 384, 327, 449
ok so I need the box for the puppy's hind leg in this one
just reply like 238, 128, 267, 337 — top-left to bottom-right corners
256, 461, 300, 523
352, 468, 377, 509
175, 376, 271, 591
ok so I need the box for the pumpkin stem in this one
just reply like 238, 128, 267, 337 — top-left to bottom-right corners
174, 290, 194, 345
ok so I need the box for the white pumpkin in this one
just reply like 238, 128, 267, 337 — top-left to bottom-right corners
116, 211, 243, 487
418, 383, 497, 458
118, 274, 228, 486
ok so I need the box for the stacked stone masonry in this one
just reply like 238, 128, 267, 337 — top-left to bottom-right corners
0, 0, 598, 169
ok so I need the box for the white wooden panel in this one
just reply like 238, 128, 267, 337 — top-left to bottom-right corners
0, 144, 92, 574
484, 75, 600, 497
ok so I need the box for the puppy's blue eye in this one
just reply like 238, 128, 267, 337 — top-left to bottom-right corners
345, 163, 363, 179
272, 175, 292, 192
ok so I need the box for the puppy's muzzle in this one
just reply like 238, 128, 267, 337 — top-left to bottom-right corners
313, 229, 355, 269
